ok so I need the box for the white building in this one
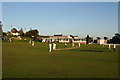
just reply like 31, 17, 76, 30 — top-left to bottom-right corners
12, 32, 20, 36
97, 39, 107, 45
41, 35, 86, 44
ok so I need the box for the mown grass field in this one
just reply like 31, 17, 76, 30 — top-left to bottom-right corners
2, 40, 119, 78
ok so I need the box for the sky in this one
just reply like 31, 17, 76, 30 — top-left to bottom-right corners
2, 2, 118, 39
1, 0, 120, 2
0, 1, 2, 21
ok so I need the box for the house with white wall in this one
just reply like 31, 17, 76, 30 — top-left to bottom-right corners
40, 35, 86, 44
97, 39, 107, 44
12, 32, 20, 36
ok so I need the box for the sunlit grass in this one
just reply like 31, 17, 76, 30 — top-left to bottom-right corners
2, 41, 118, 78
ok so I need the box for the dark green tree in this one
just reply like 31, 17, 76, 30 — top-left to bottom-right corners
104, 37, 108, 40
0, 21, 3, 37
2, 32, 7, 36
86, 35, 92, 44
11, 28, 18, 33
111, 33, 120, 44
26, 29, 39, 37
97, 37, 101, 40
19, 28, 24, 36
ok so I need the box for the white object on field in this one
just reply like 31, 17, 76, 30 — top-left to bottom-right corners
32, 41, 34, 46
109, 44, 111, 49
78, 43, 81, 47
49, 43, 52, 52
65, 43, 67, 47
113, 44, 116, 49
9, 38, 12, 42
29, 40, 31, 44
53, 43, 56, 50
72, 43, 74, 47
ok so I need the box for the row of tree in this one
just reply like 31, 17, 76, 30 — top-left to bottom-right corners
26, 29, 39, 37
108, 33, 120, 44
3, 28, 39, 37
2, 27, 120, 44
86, 33, 120, 44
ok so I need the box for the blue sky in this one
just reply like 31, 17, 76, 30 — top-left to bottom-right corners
0, 2, 2, 21
2, 2, 118, 39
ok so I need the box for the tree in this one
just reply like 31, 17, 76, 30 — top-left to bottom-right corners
107, 33, 120, 44
2, 32, 7, 36
86, 35, 92, 44
26, 29, 39, 37
97, 37, 101, 40
107, 39, 112, 44
0, 21, 3, 38
19, 28, 24, 36
104, 37, 108, 40
111, 33, 120, 44
103, 37, 108, 44
11, 28, 18, 33
70, 35, 74, 38
93, 39, 97, 43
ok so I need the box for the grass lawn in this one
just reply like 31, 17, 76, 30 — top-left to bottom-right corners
2, 40, 118, 78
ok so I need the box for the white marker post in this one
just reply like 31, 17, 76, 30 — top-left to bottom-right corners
9, 38, 12, 42
72, 43, 74, 47
109, 44, 111, 49
29, 40, 31, 44
65, 43, 67, 47
53, 43, 55, 50
49, 43, 52, 52
114, 44, 116, 49
78, 43, 81, 48
20, 38, 22, 40
55, 43, 56, 50
32, 41, 34, 46
53, 43, 56, 50
113, 44, 116, 52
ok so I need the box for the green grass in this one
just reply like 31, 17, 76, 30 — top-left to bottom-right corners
2, 41, 118, 78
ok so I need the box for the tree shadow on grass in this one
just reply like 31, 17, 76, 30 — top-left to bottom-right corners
67, 49, 109, 52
